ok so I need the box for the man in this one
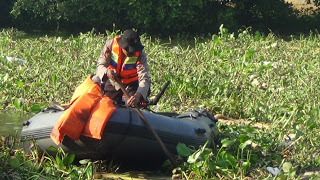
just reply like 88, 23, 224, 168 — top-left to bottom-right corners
92, 29, 150, 107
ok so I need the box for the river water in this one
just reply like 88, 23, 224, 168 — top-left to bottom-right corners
0, 112, 33, 136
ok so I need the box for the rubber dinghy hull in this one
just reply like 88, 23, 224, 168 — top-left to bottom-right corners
21, 107, 218, 164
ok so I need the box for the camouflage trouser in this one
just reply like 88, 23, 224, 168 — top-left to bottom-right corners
91, 75, 150, 105
103, 80, 140, 104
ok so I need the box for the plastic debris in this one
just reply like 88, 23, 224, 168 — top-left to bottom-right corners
171, 46, 179, 51
267, 167, 281, 176
6, 56, 26, 64
18, 97, 25, 104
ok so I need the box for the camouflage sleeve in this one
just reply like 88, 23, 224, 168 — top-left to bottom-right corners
136, 50, 151, 100
96, 39, 113, 82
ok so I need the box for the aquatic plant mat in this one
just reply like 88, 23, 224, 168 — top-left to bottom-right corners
1, 27, 320, 179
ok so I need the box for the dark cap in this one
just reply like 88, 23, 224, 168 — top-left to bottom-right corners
118, 29, 144, 53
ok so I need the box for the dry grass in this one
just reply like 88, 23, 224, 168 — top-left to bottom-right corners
286, 0, 316, 10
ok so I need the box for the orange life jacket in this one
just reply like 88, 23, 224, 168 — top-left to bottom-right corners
108, 37, 141, 84
50, 76, 116, 145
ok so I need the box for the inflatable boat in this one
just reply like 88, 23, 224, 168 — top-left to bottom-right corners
20, 82, 218, 165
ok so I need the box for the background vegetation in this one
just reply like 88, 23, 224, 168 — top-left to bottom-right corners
0, 0, 319, 36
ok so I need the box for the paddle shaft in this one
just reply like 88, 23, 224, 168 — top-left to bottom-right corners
114, 78, 177, 167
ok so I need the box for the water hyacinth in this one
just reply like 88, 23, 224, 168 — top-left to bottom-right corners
0, 135, 97, 179
1, 28, 320, 179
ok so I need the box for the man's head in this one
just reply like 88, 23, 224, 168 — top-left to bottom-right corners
118, 29, 144, 56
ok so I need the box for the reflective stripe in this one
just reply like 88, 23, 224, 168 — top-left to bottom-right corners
123, 64, 137, 70
122, 56, 138, 70
110, 52, 119, 68
124, 56, 138, 64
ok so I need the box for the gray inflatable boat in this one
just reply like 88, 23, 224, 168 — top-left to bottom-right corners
20, 82, 218, 165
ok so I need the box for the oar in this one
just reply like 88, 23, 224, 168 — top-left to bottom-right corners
113, 78, 178, 167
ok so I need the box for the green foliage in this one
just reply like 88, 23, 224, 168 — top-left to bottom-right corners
7, 0, 320, 36
0, 28, 106, 111
9, 0, 222, 35
9, 0, 203, 35
218, 0, 299, 33
175, 121, 283, 179
0, 0, 14, 27
311, 0, 320, 6
3, 0, 320, 37
126, 0, 220, 36
0, 135, 96, 179
2, 27, 320, 178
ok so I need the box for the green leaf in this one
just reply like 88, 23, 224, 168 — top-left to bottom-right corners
17, 81, 24, 87
221, 138, 235, 148
277, 174, 287, 180
306, 120, 316, 130
254, 31, 261, 40
52, 74, 57, 84
30, 105, 42, 113
214, 87, 220, 96
226, 153, 237, 168
56, 155, 65, 170
200, 148, 212, 159
1, 73, 9, 82
212, 34, 221, 45
79, 159, 90, 165
14, 98, 21, 109
239, 140, 252, 151
63, 154, 75, 165
176, 143, 193, 157
195, 161, 203, 168
187, 150, 201, 164
9, 157, 20, 169
238, 134, 249, 144
279, 108, 287, 112
245, 49, 255, 59
251, 79, 259, 86
48, 146, 58, 152
216, 159, 229, 168
283, 162, 292, 173
241, 161, 251, 170
56, 155, 62, 165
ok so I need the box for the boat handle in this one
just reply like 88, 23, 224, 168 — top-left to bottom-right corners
195, 128, 206, 134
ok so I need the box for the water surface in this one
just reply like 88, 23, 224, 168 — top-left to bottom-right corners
0, 111, 33, 136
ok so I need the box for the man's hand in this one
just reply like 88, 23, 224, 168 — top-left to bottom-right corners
127, 92, 142, 107
107, 69, 116, 81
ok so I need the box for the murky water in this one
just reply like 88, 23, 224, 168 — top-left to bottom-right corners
0, 111, 33, 136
